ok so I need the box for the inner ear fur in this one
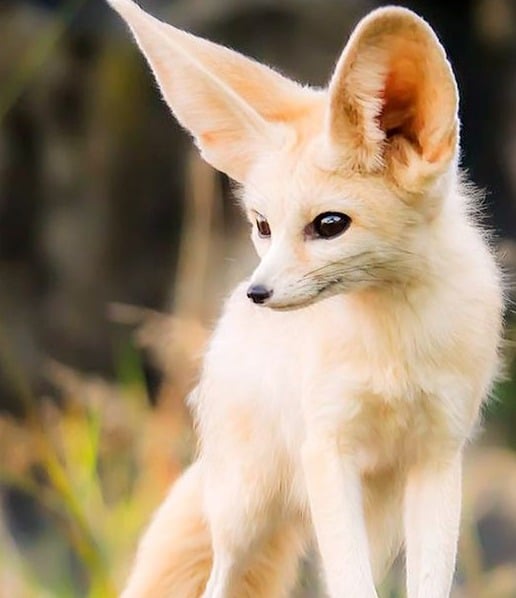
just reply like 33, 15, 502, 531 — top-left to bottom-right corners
327, 7, 459, 189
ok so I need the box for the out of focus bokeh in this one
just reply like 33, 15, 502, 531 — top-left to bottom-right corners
0, 0, 515, 596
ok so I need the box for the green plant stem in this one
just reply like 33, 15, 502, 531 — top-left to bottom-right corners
0, 321, 116, 596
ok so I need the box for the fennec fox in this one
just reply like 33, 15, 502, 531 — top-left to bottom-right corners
108, 2, 503, 597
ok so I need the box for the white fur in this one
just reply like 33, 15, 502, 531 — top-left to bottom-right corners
109, 2, 504, 597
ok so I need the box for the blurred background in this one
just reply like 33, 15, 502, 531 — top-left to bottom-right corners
0, 0, 515, 596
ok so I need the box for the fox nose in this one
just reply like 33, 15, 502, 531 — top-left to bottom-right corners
246, 284, 273, 304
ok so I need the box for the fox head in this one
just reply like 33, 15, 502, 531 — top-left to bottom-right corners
109, 0, 459, 310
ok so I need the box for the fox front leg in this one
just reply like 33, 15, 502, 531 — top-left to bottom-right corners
202, 553, 238, 598
404, 450, 463, 598
200, 456, 282, 598
200, 493, 251, 598
302, 434, 378, 598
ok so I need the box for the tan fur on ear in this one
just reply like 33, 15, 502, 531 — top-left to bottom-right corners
327, 6, 459, 192
108, 0, 317, 182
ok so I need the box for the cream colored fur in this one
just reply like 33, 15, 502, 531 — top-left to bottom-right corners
108, 2, 504, 597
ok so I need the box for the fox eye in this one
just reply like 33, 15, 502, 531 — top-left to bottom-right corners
255, 214, 271, 238
309, 212, 351, 239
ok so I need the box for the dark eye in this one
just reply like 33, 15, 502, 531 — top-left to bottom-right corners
256, 214, 271, 238
309, 212, 351, 239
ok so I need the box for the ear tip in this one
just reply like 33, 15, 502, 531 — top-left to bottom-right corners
357, 5, 438, 40
360, 5, 459, 97
106, 0, 133, 8
106, 0, 140, 18
354, 5, 453, 73
371, 6, 459, 94
362, 5, 428, 23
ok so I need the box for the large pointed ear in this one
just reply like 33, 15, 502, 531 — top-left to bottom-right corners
327, 7, 459, 192
108, 0, 316, 183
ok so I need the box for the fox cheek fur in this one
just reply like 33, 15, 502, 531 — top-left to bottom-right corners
108, 2, 503, 598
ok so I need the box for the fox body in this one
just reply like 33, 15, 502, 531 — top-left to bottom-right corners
108, 2, 503, 597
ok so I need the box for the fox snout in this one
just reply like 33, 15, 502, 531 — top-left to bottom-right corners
246, 284, 273, 305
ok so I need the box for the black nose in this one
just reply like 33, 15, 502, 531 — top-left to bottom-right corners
246, 284, 273, 304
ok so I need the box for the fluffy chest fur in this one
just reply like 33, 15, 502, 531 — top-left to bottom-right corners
195, 233, 501, 492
